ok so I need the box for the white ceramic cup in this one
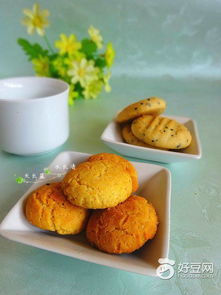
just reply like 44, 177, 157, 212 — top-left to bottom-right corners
0, 77, 70, 155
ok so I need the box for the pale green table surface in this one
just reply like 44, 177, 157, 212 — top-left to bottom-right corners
0, 76, 221, 295
1, 0, 221, 294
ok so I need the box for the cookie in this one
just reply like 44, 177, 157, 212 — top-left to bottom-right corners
131, 115, 192, 149
87, 152, 138, 193
61, 160, 132, 209
122, 124, 150, 147
116, 97, 166, 123
121, 123, 168, 151
86, 195, 158, 254
25, 182, 89, 235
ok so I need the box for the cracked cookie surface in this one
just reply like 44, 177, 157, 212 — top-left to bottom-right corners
86, 195, 158, 254
25, 182, 89, 235
87, 152, 138, 193
62, 160, 133, 209
116, 97, 166, 123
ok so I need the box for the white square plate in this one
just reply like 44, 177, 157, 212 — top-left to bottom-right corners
101, 115, 202, 163
0, 151, 171, 276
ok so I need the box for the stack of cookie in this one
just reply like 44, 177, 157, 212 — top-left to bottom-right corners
116, 97, 192, 151
25, 153, 158, 254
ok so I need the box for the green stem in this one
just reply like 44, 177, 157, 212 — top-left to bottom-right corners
43, 35, 54, 54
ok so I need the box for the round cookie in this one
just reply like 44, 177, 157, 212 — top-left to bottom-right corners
86, 195, 158, 254
61, 160, 133, 209
87, 152, 138, 193
25, 182, 89, 235
131, 115, 192, 149
116, 97, 166, 123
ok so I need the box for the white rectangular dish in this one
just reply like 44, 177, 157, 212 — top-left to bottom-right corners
0, 151, 171, 276
101, 115, 202, 163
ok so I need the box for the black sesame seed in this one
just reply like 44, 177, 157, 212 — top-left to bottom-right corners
147, 98, 150, 101
176, 144, 181, 148
165, 126, 168, 129
152, 140, 154, 142
170, 128, 174, 131
46, 183, 50, 185
140, 102, 144, 105
134, 107, 138, 110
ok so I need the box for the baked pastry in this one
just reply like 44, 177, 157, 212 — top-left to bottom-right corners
131, 115, 192, 149
25, 182, 89, 235
61, 160, 132, 209
86, 195, 158, 254
87, 152, 138, 192
122, 124, 150, 147
116, 97, 166, 123
121, 123, 168, 150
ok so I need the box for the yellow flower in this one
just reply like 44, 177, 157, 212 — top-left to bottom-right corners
105, 42, 115, 67
32, 56, 50, 76
71, 51, 85, 62
68, 84, 78, 105
103, 72, 111, 92
55, 34, 81, 56
64, 52, 86, 69
67, 58, 99, 87
88, 25, 103, 49
83, 80, 103, 99
22, 3, 49, 36
52, 56, 67, 77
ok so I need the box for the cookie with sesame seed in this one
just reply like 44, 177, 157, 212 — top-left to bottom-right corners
122, 123, 150, 147
115, 97, 166, 124
131, 115, 192, 149
121, 123, 168, 150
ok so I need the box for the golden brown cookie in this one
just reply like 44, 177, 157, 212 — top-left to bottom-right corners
25, 182, 89, 235
87, 152, 138, 193
61, 160, 132, 209
122, 124, 150, 147
131, 115, 192, 149
116, 97, 166, 123
86, 195, 158, 254
122, 123, 168, 150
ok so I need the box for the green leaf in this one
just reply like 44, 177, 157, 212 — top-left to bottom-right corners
48, 54, 60, 78
16, 177, 25, 184
44, 168, 51, 175
48, 53, 59, 61
73, 82, 84, 99
80, 38, 97, 58
95, 56, 106, 68
17, 38, 48, 61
